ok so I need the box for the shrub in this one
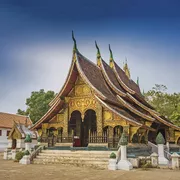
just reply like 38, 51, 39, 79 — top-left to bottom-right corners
110, 152, 116, 159
24, 150, 30, 156
141, 162, 153, 170
24, 134, 32, 143
15, 151, 24, 161
37, 136, 41, 142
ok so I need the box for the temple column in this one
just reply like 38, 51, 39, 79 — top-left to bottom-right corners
63, 107, 69, 138
42, 123, 48, 137
123, 125, 130, 142
96, 104, 103, 136
108, 126, 114, 147
129, 126, 139, 143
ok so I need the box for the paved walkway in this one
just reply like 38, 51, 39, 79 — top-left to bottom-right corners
0, 158, 180, 180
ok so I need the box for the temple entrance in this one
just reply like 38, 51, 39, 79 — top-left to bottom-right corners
69, 110, 97, 147
83, 109, 97, 147
12, 139, 17, 149
47, 127, 56, 147
69, 111, 82, 147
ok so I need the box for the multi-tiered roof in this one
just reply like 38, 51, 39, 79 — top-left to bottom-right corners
31, 34, 180, 131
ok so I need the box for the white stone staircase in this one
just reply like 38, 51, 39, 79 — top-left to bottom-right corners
33, 150, 112, 169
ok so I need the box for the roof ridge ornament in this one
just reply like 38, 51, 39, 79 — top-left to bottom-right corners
72, 31, 77, 62
137, 76, 139, 86
72, 31, 77, 51
109, 44, 114, 68
123, 57, 131, 79
95, 41, 101, 67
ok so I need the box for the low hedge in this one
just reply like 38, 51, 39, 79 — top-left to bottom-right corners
15, 151, 24, 161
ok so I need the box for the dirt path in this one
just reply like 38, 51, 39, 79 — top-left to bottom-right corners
0, 158, 180, 180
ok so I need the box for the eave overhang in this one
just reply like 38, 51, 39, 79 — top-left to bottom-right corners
94, 95, 142, 127
100, 59, 126, 97
117, 95, 155, 122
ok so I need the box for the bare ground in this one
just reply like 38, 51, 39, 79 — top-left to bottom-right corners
0, 158, 180, 180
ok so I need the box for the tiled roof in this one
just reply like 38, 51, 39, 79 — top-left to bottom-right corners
30, 48, 180, 131
76, 52, 119, 105
113, 61, 153, 109
0, 112, 32, 129
101, 59, 126, 94
15, 123, 37, 138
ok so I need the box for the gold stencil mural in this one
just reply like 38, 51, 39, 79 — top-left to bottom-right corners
103, 110, 112, 121
69, 97, 97, 116
57, 114, 64, 122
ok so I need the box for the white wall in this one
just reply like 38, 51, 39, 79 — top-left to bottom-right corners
0, 128, 11, 152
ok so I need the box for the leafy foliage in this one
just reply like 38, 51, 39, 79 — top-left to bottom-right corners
17, 89, 56, 123
119, 132, 128, 146
24, 134, 32, 143
24, 150, 30, 156
15, 151, 24, 161
110, 152, 116, 159
156, 132, 165, 144
144, 84, 180, 126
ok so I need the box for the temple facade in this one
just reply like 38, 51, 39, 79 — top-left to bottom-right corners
31, 36, 180, 148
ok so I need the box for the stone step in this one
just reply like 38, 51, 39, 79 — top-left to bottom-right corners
38, 153, 110, 158
36, 155, 109, 161
34, 157, 108, 164
33, 160, 107, 169
41, 150, 112, 154
33, 150, 111, 169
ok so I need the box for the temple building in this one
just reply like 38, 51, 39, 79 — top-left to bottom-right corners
0, 112, 32, 151
31, 34, 180, 148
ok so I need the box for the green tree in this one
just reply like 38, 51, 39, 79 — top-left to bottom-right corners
144, 84, 180, 126
17, 89, 56, 123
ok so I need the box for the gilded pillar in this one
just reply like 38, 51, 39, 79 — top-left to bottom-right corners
169, 128, 175, 142
129, 126, 139, 143
96, 104, 103, 136
42, 123, 48, 137
123, 125, 130, 142
108, 126, 113, 138
63, 107, 69, 137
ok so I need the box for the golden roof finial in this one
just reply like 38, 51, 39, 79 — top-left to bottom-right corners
72, 31, 77, 62
109, 44, 114, 68
95, 41, 101, 66
137, 76, 139, 86
123, 57, 131, 79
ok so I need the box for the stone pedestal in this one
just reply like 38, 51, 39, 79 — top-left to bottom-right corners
7, 140, 12, 148
12, 149, 17, 160
25, 143, 31, 151
158, 144, 169, 165
116, 146, 121, 163
150, 152, 158, 167
19, 155, 30, 165
38, 142, 41, 145
117, 145, 133, 171
166, 142, 170, 152
171, 153, 180, 170
108, 159, 117, 170
3, 149, 8, 160
128, 158, 140, 168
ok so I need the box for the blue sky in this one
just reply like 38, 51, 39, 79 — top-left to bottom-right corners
0, 0, 180, 113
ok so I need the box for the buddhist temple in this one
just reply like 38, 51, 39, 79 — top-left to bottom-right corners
30, 33, 180, 148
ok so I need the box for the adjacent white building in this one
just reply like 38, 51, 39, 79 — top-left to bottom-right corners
0, 128, 11, 152
0, 112, 32, 152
